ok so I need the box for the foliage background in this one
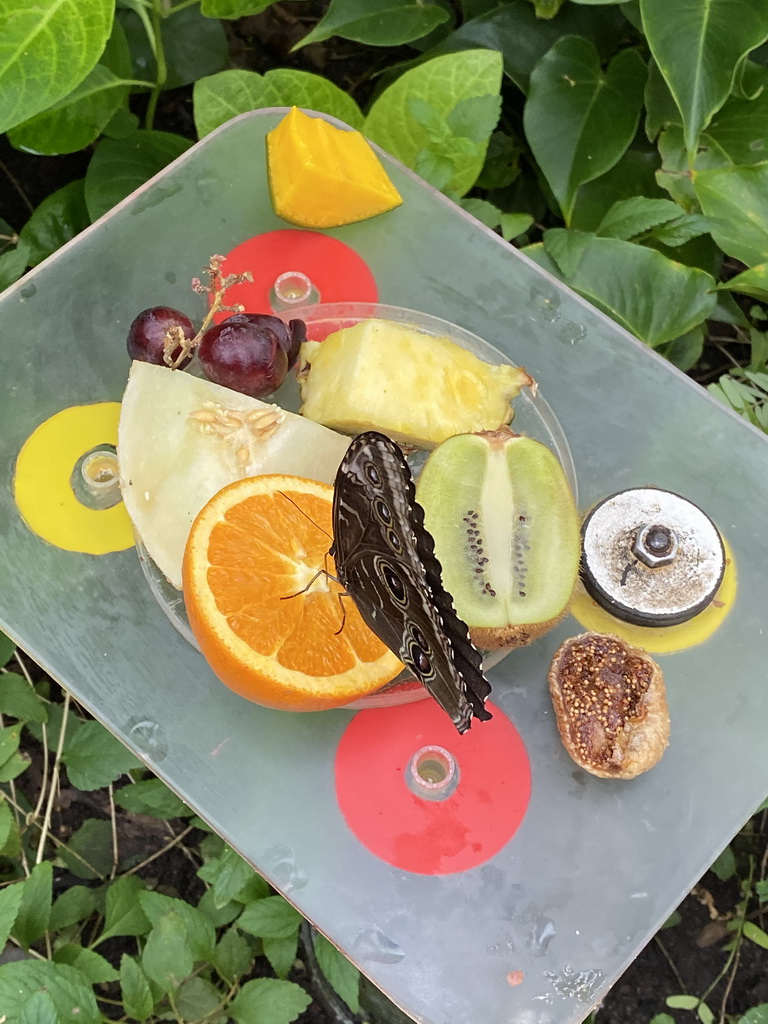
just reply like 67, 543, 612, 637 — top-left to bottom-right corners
1, 1, 768, 1022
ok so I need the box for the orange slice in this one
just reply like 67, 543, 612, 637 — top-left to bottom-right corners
182, 475, 403, 710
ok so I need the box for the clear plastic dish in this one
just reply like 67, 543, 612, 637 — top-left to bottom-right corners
131, 302, 578, 709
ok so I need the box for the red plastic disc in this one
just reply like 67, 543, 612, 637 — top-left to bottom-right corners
335, 701, 531, 875
214, 230, 378, 319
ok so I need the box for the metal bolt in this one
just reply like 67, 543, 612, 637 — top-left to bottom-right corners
632, 523, 679, 568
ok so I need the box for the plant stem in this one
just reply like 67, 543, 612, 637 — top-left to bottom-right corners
122, 824, 195, 876
108, 783, 119, 879
145, 1, 168, 131
35, 691, 70, 864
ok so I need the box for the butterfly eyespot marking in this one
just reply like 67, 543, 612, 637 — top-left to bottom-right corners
374, 498, 392, 524
365, 463, 381, 486
411, 625, 428, 650
409, 643, 432, 675
381, 562, 406, 604
387, 529, 402, 551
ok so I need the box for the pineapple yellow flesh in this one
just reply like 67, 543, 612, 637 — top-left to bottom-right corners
298, 319, 532, 448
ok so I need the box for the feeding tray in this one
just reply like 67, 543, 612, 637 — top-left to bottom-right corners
1, 109, 767, 1024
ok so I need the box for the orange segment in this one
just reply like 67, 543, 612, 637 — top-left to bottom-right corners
182, 475, 403, 710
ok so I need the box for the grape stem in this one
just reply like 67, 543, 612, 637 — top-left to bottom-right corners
162, 254, 254, 369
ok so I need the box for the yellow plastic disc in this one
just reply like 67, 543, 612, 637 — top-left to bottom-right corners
570, 540, 737, 654
14, 403, 133, 555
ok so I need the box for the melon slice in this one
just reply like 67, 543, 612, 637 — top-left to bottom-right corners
118, 361, 350, 589
266, 107, 402, 228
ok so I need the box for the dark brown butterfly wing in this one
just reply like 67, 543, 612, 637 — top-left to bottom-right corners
331, 431, 492, 733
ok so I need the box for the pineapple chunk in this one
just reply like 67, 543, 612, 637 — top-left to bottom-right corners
298, 319, 533, 448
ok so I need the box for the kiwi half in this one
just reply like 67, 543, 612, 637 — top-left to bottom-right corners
415, 427, 580, 649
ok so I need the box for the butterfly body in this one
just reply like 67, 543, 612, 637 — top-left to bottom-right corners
331, 431, 492, 733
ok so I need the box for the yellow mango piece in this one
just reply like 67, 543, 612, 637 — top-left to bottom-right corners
298, 319, 533, 448
267, 107, 403, 228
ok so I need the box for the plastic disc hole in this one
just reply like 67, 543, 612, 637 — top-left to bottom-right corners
71, 446, 122, 510
270, 271, 320, 310
407, 745, 459, 801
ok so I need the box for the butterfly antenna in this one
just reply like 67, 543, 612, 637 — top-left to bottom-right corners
276, 490, 333, 541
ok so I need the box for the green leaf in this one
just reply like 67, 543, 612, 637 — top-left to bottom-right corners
738, 1006, 768, 1024
63, 719, 140, 790
315, 934, 360, 1013
198, 843, 267, 908
57, 818, 112, 880
139, 890, 216, 961
142, 911, 195, 993
524, 37, 646, 223
596, 197, 683, 240
543, 226, 593, 277
649, 1015, 676, 1024
193, 68, 363, 139
176, 976, 222, 1021
0, 237, 29, 290
647, 213, 714, 247
694, 162, 768, 265
19, 990, 59, 1024
214, 926, 254, 983
119, 4, 228, 92
658, 325, 706, 371
49, 885, 101, 932
98, 875, 150, 943
460, 197, 501, 229
27, 702, 81, 752
238, 895, 303, 940
230, 978, 311, 1024
115, 778, 190, 819
446, 94, 502, 143
54, 944, 119, 984
0, 961, 100, 1024
423, 1, 627, 94
201, 0, 274, 16
20, 180, 90, 268
120, 954, 154, 1022
539, 231, 717, 346
13, 860, 52, 949
296, 0, 450, 48
657, 126, 700, 210
8, 64, 132, 156
645, 58, 683, 141
0, 796, 14, 853
197, 888, 241, 929
743, 920, 768, 948
500, 212, 533, 241
698, 1002, 715, 1024
572, 147, 665, 231
705, 69, 768, 165
756, 878, 768, 902
0, 879, 24, 952
84, 130, 193, 221
477, 130, 521, 190
0, 723, 21, 766
0, 630, 15, 665
710, 845, 738, 881
365, 50, 503, 197
0, 0, 115, 134
668, 995, 704, 1010
640, 0, 768, 156
263, 933, 299, 980
0, 750, 31, 782
0, 672, 47, 722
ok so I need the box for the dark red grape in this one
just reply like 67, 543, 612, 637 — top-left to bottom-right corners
222, 313, 306, 366
127, 307, 195, 367
198, 320, 289, 397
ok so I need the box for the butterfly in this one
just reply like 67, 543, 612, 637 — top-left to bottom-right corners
330, 430, 492, 733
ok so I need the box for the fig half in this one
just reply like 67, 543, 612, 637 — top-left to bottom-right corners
415, 427, 580, 649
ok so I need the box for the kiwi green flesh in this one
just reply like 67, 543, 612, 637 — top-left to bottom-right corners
416, 432, 580, 645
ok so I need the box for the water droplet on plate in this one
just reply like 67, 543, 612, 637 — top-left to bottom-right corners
20, 284, 37, 299
528, 918, 556, 957
164, 271, 177, 284
530, 285, 561, 324
544, 965, 606, 1002
558, 321, 586, 345
126, 718, 168, 761
261, 844, 308, 893
352, 926, 404, 964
